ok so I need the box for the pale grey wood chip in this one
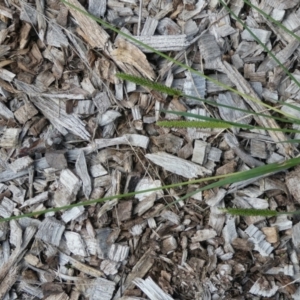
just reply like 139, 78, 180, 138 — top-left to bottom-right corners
9, 156, 33, 173
179, 0, 206, 21
60, 251, 104, 277
250, 139, 268, 159
222, 61, 293, 156
20, 192, 48, 209
98, 110, 122, 126
0, 69, 15, 82
66, 0, 110, 49
162, 236, 178, 254
198, 33, 222, 70
92, 91, 111, 114
108, 244, 130, 262
131, 35, 189, 53
90, 164, 108, 177
88, 0, 106, 17
192, 140, 210, 165
76, 151, 92, 199
100, 259, 120, 275
245, 224, 273, 256
241, 27, 271, 44
146, 152, 212, 178
36, 217, 65, 247
249, 278, 278, 297
113, 248, 155, 299
292, 222, 300, 248
0, 226, 37, 283
9, 220, 22, 248
160, 210, 180, 225
191, 229, 217, 242
0, 264, 20, 300
65, 231, 88, 257
75, 100, 95, 115
0, 197, 16, 218
206, 74, 234, 93
0, 128, 20, 149
60, 169, 82, 195
61, 206, 85, 223
141, 17, 158, 36
87, 277, 116, 300
157, 17, 181, 35
266, 0, 298, 9
20, 2, 37, 25
0, 101, 14, 120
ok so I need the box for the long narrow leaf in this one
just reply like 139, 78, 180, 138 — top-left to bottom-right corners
160, 110, 300, 134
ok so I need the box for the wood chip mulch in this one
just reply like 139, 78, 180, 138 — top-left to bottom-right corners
1, 0, 300, 299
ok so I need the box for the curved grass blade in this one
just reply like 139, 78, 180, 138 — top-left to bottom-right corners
160, 110, 300, 134
116, 73, 182, 96
157, 120, 231, 129
0, 173, 231, 223
166, 155, 300, 207
224, 208, 300, 217
118, 72, 300, 126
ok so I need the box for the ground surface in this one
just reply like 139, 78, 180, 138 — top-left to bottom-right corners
1, 0, 300, 299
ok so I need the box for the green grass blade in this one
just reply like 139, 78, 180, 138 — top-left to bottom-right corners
118, 72, 300, 127
166, 155, 300, 206
157, 120, 231, 129
116, 73, 182, 96
160, 110, 300, 134
224, 208, 279, 217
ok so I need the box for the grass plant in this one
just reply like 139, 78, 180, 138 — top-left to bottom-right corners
2, 0, 300, 222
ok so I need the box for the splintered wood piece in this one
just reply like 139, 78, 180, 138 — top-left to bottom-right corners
59, 251, 104, 277
64, 231, 88, 257
191, 229, 217, 242
36, 217, 65, 247
133, 277, 174, 300
9, 220, 22, 248
108, 243, 130, 262
61, 206, 85, 223
241, 28, 271, 44
179, 0, 206, 21
192, 140, 210, 165
0, 128, 20, 148
221, 61, 293, 156
141, 17, 158, 36
261, 226, 279, 244
162, 236, 178, 254
65, 0, 109, 49
45, 150, 68, 170
198, 34, 222, 70
0, 101, 14, 120
131, 35, 189, 53
286, 167, 300, 204
90, 164, 108, 177
14, 101, 39, 124
9, 156, 33, 173
250, 139, 268, 159
87, 277, 116, 300
92, 91, 111, 114
245, 224, 274, 256
100, 259, 120, 275
0, 226, 37, 283
146, 152, 212, 178
249, 277, 278, 297
160, 210, 180, 225
0, 264, 20, 299
112, 38, 155, 79
114, 248, 155, 298
134, 178, 163, 201
157, 17, 181, 35
76, 151, 92, 199
0, 197, 16, 218
0, 68, 15, 82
